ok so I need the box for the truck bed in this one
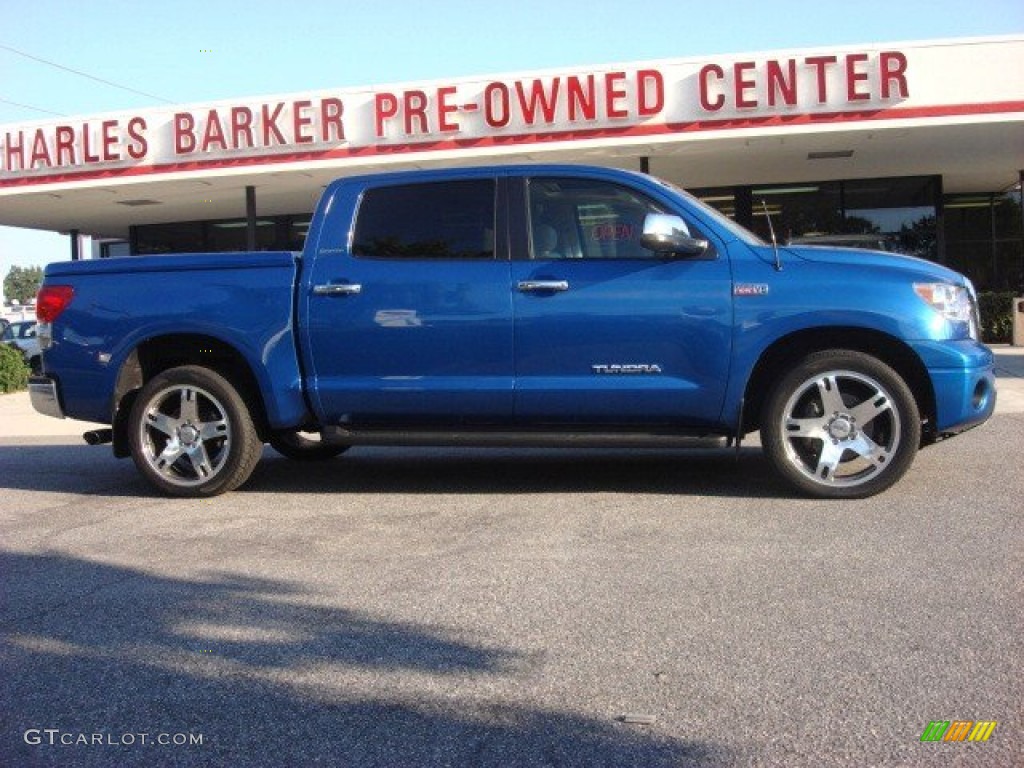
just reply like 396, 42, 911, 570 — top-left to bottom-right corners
41, 251, 308, 428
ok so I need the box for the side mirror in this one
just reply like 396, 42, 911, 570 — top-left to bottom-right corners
641, 213, 708, 256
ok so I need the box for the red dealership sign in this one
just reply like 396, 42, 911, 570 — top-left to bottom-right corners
1, 38, 1020, 187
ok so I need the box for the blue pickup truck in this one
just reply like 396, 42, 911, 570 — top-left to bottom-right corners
30, 165, 995, 498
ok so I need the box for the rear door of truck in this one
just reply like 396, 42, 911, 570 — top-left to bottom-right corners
301, 172, 514, 427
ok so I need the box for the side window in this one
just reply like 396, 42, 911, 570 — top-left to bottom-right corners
352, 179, 496, 259
527, 177, 669, 260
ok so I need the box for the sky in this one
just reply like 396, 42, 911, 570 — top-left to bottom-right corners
1, 0, 1023, 284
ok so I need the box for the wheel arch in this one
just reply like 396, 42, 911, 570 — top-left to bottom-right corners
111, 334, 270, 458
741, 327, 937, 444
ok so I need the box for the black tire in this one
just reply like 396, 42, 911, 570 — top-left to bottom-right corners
268, 429, 349, 461
128, 365, 262, 497
761, 350, 921, 499
28, 356, 42, 374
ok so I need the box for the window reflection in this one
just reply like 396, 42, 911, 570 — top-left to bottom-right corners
945, 189, 1023, 291
694, 176, 939, 261
134, 213, 312, 255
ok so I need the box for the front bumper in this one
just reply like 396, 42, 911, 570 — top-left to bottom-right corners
29, 375, 65, 420
909, 340, 996, 434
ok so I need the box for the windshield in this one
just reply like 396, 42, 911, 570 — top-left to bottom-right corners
649, 176, 766, 247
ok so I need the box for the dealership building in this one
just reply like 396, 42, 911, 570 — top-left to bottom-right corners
1, 35, 1022, 290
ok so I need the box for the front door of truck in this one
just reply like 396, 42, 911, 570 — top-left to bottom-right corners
303, 177, 514, 427
510, 175, 733, 427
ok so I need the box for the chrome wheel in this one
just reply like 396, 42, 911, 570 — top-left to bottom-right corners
762, 351, 920, 498
138, 384, 231, 487
780, 370, 900, 488
129, 366, 262, 496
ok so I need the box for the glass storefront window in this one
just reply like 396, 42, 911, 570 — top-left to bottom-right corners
693, 172, 1021, 290
98, 240, 131, 258
694, 188, 736, 219
945, 189, 1024, 291
134, 213, 312, 255
123, 177, 1022, 292
692, 176, 939, 260
207, 219, 277, 252
135, 222, 205, 255
844, 177, 937, 260
290, 220, 310, 249
749, 182, 842, 245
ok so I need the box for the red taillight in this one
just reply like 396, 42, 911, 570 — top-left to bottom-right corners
36, 285, 75, 323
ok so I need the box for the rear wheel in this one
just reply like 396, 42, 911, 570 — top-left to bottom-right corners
269, 429, 348, 461
129, 366, 262, 497
762, 350, 920, 499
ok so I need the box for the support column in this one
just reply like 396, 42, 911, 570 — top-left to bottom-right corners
933, 175, 946, 265
734, 187, 753, 231
69, 229, 80, 261
1014, 169, 1024, 294
246, 185, 257, 251
639, 156, 650, 175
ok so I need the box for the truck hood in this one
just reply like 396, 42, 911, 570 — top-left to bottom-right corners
779, 245, 970, 285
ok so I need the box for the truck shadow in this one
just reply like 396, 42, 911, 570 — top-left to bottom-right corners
0, 442, 790, 499
1, 551, 726, 767
246, 445, 789, 499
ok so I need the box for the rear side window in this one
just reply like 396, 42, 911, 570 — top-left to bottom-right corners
352, 179, 496, 259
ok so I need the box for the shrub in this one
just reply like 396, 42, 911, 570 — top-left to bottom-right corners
977, 291, 1016, 344
0, 343, 30, 393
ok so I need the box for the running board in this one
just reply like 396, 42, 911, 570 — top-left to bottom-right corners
322, 426, 728, 450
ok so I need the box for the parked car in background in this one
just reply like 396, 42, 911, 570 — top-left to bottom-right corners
2, 303, 38, 323
2, 320, 41, 373
787, 233, 899, 252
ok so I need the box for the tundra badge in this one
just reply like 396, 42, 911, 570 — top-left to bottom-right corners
592, 364, 663, 374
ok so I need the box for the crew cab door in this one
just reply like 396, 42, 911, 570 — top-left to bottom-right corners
510, 175, 733, 427
302, 176, 514, 426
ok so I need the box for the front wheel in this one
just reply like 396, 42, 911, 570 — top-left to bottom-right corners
128, 366, 262, 497
761, 350, 921, 499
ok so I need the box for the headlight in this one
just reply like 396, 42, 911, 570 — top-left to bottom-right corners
914, 282, 980, 340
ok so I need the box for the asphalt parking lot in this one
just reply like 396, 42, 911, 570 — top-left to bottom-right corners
1, 349, 1021, 767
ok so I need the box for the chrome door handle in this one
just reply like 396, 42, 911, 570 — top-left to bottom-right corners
517, 280, 569, 293
313, 283, 362, 296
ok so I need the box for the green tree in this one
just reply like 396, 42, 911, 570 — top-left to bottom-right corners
3, 265, 44, 304
0, 344, 30, 392
898, 215, 938, 261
